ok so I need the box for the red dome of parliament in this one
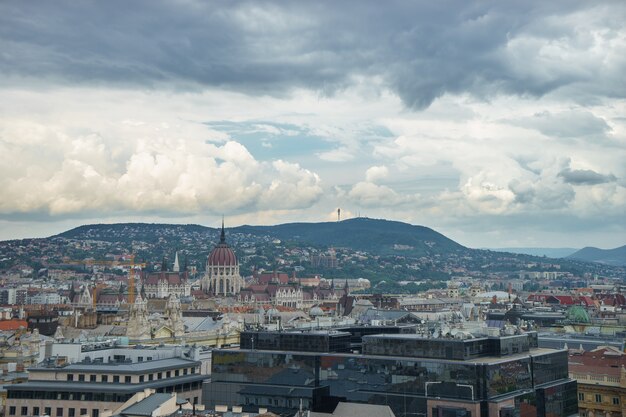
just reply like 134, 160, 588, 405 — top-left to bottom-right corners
207, 223, 237, 266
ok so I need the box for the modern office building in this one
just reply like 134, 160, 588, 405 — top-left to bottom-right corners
204, 328, 578, 417
240, 330, 352, 353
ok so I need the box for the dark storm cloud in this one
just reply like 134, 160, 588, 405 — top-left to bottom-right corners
558, 168, 617, 185
1, 0, 624, 108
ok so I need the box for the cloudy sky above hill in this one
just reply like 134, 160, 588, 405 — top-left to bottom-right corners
1, 0, 625, 248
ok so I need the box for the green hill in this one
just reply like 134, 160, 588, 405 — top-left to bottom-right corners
238, 217, 465, 256
567, 245, 626, 266
57, 218, 464, 257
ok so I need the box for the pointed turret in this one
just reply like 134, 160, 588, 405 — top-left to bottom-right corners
220, 216, 226, 243
173, 251, 180, 272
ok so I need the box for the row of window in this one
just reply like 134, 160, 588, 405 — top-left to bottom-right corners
578, 392, 620, 405
8, 392, 132, 402
7, 381, 203, 401
9, 406, 99, 417
65, 367, 196, 383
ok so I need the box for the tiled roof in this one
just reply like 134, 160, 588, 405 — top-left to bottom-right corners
144, 272, 187, 285
0, 320, 28, 331
569, 347, 625, 378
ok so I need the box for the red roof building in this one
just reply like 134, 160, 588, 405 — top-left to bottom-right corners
569, 347, 626, 416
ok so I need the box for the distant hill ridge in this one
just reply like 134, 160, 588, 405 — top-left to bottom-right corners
491, 247, 579, 258
56, 217, 465, 257
567, 245, 626, 266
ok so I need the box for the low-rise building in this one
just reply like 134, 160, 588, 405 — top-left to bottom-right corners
5, 357, 205, 417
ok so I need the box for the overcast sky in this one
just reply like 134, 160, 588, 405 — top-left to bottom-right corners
1, 0, 625, 249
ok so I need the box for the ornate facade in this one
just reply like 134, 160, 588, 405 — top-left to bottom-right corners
238, 273, 340, 309
142, 271, 191, 298
163, 294, 185, 338
126, 293, 150, 340
201, 223, 243, 296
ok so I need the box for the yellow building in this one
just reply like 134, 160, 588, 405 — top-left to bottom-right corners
569, 346, 626, 417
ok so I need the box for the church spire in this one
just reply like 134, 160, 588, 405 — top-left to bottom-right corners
173, 251, 180, 272
220, 216, 226, 243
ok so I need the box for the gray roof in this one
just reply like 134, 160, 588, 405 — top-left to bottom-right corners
362, 309, 413, 320
122, 393, 173, 416
310, 402, 396, 417
30, 357, 200, 374
6, 374, 206, 393
183, 316, 220, 332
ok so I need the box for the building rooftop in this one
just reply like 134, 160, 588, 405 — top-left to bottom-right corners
5, 374, 206, 393
310, 402, 396, 417
30, 357, 200, 374
121, 393, 173, 416
228, 346, 564, 366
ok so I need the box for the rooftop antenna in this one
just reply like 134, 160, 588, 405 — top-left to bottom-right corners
337, 208, 341, 222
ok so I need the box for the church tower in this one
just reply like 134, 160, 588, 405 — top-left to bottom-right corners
127, 293, 150, 339
164, 293, 185, 337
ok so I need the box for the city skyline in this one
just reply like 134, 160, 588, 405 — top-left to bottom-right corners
1, 1, 625, 248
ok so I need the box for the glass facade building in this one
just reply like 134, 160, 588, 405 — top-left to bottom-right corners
205, 331, 577, 417
240, 330, 352, 353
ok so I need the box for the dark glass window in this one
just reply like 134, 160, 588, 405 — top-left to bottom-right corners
57, 407, 63, 417
9, 407, 16, 416
125, 376, 131, 383
20, 407, 27, 416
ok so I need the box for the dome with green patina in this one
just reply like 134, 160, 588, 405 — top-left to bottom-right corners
566, 306, 590, 323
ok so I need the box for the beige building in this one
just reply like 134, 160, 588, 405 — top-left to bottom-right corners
5, 357, 204, 417
569, 346, 626, 417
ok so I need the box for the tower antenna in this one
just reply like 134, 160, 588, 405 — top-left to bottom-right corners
337, 208, 341, 222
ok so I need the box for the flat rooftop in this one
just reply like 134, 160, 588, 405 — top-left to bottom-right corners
5, 374, 206, 393
221, 346, 565, 366
30, 358, 200, 374
362, 333, 529, 341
